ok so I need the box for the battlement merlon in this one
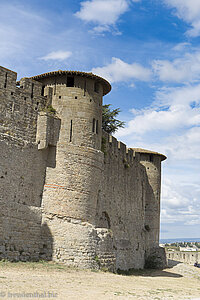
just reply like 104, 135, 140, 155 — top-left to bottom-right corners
0, 66, 53, 103
0, 66, 17, 89
102, 131, 167, 164
102, 131, 135, 161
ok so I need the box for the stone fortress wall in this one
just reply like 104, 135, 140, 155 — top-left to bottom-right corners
166, 251, 200, 265
0, 65, 166, 271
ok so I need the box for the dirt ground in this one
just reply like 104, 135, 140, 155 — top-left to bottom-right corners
0, 260, 200, 300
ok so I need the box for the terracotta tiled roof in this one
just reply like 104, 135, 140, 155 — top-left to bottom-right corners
131, 148, 167, 161
30, 70, 111, 96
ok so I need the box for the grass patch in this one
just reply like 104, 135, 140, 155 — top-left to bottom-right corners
0, 260, 78, 272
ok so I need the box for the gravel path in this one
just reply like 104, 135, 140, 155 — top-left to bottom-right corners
0, 260, 200, 299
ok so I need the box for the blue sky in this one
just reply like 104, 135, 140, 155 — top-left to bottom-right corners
1, 0, 200, 239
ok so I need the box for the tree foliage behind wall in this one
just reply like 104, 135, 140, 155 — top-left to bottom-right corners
102, 104, 125, 134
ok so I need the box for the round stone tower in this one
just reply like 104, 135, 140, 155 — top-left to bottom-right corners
132, 148, 166, 248
32, 71, 112, 267
32, 70, 111, 224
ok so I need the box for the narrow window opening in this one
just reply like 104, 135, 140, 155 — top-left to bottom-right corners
67, 76, 74, 87
59, 96, 61, 99
54, 79, 57, 95
96, 120, 98, 134
31, 83, 34, 98
92, 118, 95, 133
94, 82, 99, 93
70, 120, 73, 142
149, 154, 153, 162
84, 80, 86, 96
35, 102, 39, 111
99, 211, 111, 229
4, 73, 8, 88
11, 92, 14, 96
41, 85, 45, 96
75, 96, 77, 99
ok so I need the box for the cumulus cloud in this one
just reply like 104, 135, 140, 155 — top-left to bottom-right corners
153, 51, 200, 83
164, 0, 200, 37
118, 106, 198, 136
75, 0, 140, 33
161, 179, 200, 226
40, 51, 72, 61
163, 127, 200, 161
155, 83, 200, 107
91, 57, 151, 83
172, 42, 191, 52
117, 83, 200, 137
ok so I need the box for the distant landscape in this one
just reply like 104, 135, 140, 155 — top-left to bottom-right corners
160, 238, 200, 244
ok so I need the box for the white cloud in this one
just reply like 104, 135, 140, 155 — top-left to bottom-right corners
164, 0, 200, 37
161, 179, 200, 226
117, 83, 200, 139
91, 57, 151, 83
153, 51, 200, 83
163, 127, 200, 160
117, 104, 200, 138
172, 42, 191, 52
75, 0, 140, 33
155, 83, 200, 107
40, 51, 72, 61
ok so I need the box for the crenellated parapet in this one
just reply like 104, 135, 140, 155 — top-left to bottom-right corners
102, 131, 138, 166
0, 66, 54, 143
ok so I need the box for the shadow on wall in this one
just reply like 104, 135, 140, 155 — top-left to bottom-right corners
98, 211, 111, 229
46, 145, 57, 169
40, 222, 53, 261
45, 117, 61, 169
0, 204, 53, 262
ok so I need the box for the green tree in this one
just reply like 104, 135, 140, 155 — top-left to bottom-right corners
102, 104, 125, 134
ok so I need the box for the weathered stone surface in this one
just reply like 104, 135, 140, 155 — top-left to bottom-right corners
166, 251, 200, 265
145, 247, 167, 269
0, 66, 166, 271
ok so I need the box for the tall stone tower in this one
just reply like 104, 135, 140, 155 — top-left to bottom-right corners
132, 148, 167, 268
32, 71, 113, 267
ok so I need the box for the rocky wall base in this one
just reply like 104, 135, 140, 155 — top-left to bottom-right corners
41, 214, 116, 271
145, 247, 167, 269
